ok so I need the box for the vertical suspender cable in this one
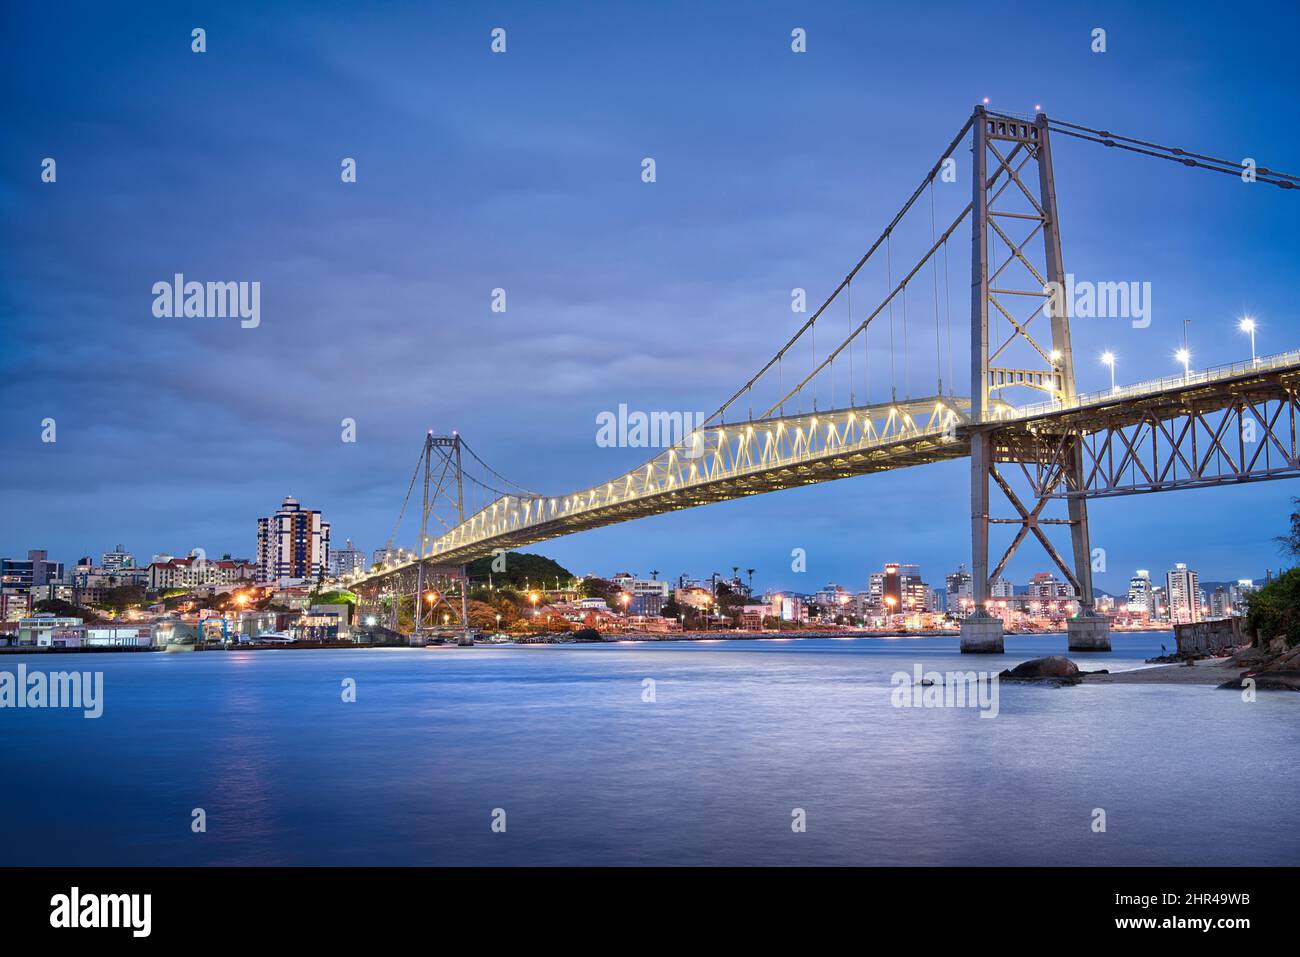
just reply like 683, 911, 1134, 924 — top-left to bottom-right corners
848, 278, 855, 406
943, 234, 954, 396
887, 234, 897, 401
901, 273, 909, 400
930, 181, 943, 395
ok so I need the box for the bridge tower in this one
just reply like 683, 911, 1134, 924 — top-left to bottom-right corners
962, 107, 1110, 653
413, 432, 474, 646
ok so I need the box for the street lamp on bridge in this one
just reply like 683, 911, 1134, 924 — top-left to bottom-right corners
1175, 347, 1192, 381
1100, 351, 1116, 393
1239, 316, 1258, 364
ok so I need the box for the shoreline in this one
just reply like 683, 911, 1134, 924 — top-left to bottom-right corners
0, 627, 1174, 653
1080, 657, 1243, 686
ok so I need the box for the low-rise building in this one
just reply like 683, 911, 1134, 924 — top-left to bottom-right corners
84, 625, 153, 648
149, 555, 256, 591
16, 614, 85, 647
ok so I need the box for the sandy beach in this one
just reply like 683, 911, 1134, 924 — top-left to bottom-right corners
1081, 658, 1243, 686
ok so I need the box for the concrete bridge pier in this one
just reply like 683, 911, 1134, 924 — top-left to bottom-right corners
457, 631, 474, 647
1067, 613, 1111, 652
959, 612, 1005, 654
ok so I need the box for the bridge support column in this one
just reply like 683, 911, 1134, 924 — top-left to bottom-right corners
1067, 613, 1111, 652
960, 611, 1004, 654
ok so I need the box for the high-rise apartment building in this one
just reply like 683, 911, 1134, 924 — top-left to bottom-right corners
1127, 569, 1155, 616
1166, 563, 1200, 624
868, 563, 928, 613
256, 496, 331, 586
1228, 579, 1256, 616
330, 539, 366, 577
946, 564, 973, 615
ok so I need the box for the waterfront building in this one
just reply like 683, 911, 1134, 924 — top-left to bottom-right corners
1166, 563, 1200, 624
1127, 570, 1156, 617
16, 613, 85, 647
330, 539, 366, 577
945, 564, 973, 616
812, 583, 852, 617
674, 586, 714, 611
775, 595, 808, 623
867, 563, 928, 614
989, 576, 1014, 599
84, 624, 153, 648
1027, 572, 1071, 599
256, 496, 331, 586
1151, 585, 1169, 620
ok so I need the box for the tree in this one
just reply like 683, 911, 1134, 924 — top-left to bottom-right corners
310, 589, 358, 607
579, 577, 623, 610
1247, 568, 1300, 648
465, 551, 573, 589
1252, 500, 1300, 647
96, 584, 146, 614
1277, 497, 1300, 557
34, 598, 100, 621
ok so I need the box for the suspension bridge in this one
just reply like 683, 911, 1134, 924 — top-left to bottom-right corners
339, 105, 1300, 652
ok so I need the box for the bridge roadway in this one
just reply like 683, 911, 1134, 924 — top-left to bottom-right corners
342, 350, 1300, 589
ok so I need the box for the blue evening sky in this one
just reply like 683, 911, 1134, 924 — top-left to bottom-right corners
2, 1, 1298, 594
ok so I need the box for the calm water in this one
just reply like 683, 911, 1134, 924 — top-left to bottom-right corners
1, 633, 1297, 866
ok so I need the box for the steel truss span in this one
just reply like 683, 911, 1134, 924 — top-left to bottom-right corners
1006, 362, 1300, 500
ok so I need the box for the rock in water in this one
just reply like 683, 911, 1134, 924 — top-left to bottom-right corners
1219, 671, 1300, 692
1000, 655, 1081, 680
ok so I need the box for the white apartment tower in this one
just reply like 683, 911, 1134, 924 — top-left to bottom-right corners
1127, 570, 1155, 616
1166, 563, 1200, 624
257, 496, 331, 586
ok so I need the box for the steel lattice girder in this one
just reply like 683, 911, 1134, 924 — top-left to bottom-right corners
997, 371, 1300, 499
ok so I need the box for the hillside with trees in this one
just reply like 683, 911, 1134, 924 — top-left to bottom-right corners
465, 551, 574, 589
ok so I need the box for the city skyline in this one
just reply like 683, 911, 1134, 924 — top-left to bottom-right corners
2, 533, 1273, 601
4, 4, 1299, 597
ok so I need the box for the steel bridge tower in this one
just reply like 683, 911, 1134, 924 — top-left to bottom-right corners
413, 432, 474, 646
962, 107, 1110, 653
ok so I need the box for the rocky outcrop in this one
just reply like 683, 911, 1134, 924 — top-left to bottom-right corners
1255, 643, 1300, 673
999, 655, 1091, 685
1216, 640, 1300, 691
1218, 671, 1300, 692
